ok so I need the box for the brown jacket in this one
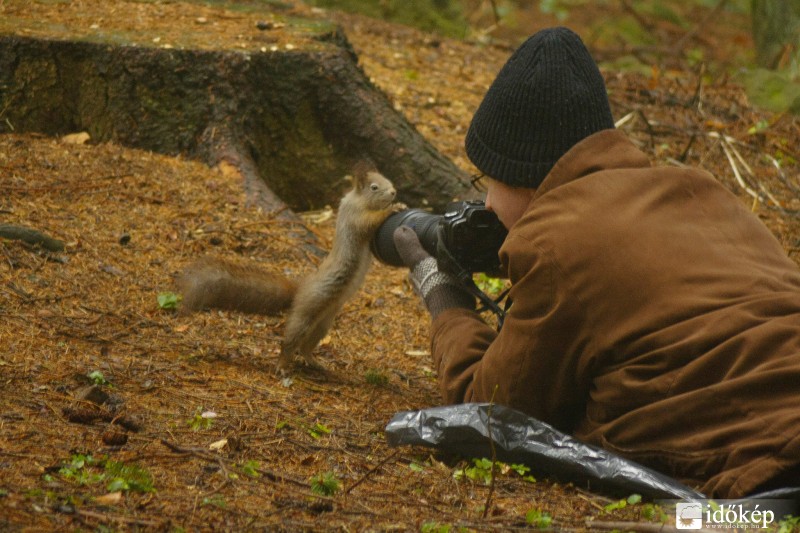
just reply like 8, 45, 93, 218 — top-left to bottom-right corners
431, 129, 800, 497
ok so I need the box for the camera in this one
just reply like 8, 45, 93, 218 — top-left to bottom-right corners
371, 200, 508, 277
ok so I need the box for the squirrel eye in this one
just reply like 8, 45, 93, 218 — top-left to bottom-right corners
370, 183, 379, 191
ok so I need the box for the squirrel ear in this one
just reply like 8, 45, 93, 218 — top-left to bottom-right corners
351, 159, 376, 189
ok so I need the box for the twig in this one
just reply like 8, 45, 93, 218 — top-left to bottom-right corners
769, 153, 800, 196
488, 0, 501, 25
719, 136, 762, 203
679, 134, 697, 163
0, 224, 65, 252
2, 282, 31, 301
730, 143, 783, 208
76, 508, 161, 527
159, 438, 308, 488
671, 0, 729, 54
159, 438, 232, 477
715, 133, 787, 211
690, 62, 706, 112
344, 449, 399, 495
619, 0, 655, 32
201, 479, 231, 499
637, 109, 657, 150
576, 491, 608, 512
614, 111, 637, 129
482, 385, 500, 520
1, 242, 14, 269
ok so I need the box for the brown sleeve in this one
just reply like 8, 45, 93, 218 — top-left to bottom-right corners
430, 308, 497, 403
429, 236, 589, 430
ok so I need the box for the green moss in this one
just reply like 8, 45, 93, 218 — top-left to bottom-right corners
254, 96, 346, 210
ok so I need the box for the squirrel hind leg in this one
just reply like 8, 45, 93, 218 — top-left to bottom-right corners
277, 314, 336, 374
276, 343, 326, 375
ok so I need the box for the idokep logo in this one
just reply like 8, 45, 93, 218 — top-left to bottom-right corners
667, 500, 793, 530
676, 502, 703, 529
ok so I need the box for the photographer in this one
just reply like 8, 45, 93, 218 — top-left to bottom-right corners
392, 27, 800, 498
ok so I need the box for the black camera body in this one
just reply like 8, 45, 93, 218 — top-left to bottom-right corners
371, 200, 508, 277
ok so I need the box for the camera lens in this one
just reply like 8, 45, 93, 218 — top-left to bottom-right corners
370, 209, 441, 266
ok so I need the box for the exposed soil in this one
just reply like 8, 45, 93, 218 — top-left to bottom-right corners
2, 1, 800, 531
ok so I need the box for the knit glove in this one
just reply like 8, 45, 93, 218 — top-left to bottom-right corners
393, 226, 475, 318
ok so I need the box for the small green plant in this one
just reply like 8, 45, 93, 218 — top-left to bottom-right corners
421, 521, 451, 533
774, 148, 799, 166
640, 502, 668, 523
307, 421, 331, 439
777, 515, 800, 533
364, 369, 389, 386
453, 457, 494, 485
604, 493, 642, 513
239, 460, 261, 478
310, 471, 340, 496
453, 458, 535, 485
104, 460, 155, 493
525, 508, 553, 529
87, 370, 110, 386
157, 291, 181, 310
748, 119, 770, 135
275, 418, 333, 440
474, 273, 506, 296
409, 461, 426, 473
57, 453, 155, 493
59, 454, 104, 485
187, 408, 214, 431
501, 462, 536, 482
201, 495, 226, 508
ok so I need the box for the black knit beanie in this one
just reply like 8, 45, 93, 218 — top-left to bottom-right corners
465, 27, 615, 188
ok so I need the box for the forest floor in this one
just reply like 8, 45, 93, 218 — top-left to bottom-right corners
2, 1, 800, 531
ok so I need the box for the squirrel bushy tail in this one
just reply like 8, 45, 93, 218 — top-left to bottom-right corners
177, 256, 297, 316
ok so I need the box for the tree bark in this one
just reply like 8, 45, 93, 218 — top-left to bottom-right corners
0, 27, 470, 214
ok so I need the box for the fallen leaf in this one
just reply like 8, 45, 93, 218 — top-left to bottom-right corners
209, 438, 228, 451
61, 132, 90, 145
95, 492, 123, 505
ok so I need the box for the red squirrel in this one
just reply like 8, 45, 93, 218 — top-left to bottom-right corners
177, 161, 397, 373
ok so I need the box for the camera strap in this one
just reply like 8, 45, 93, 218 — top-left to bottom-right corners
464, 280, 508, 331
435, 229, 508, 330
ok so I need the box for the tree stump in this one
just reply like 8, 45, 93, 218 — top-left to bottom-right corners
0, 1, 470, 216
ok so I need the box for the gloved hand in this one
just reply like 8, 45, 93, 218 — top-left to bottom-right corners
393, 226, 475, 318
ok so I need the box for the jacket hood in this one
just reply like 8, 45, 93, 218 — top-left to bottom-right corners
533, 129, 652, 201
